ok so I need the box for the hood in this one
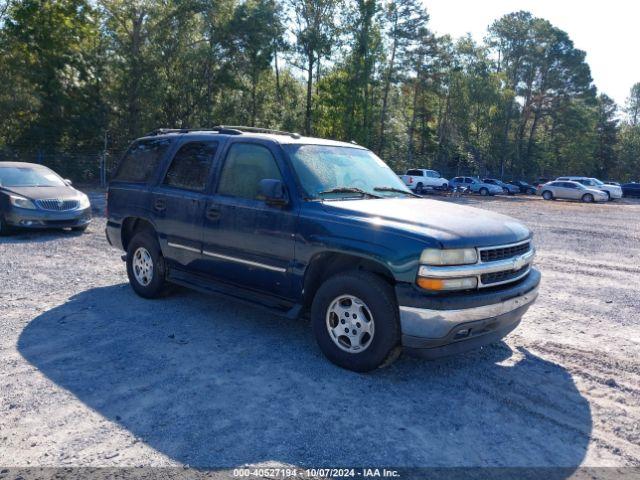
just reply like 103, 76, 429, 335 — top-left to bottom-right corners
0, 185, 80, 200
321, 198, 531, 248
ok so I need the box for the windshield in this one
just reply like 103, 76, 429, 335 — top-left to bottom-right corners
590, 178, 604, 186
0, 166, 66, 187
284, 145, 411, 199
579, 179, 596, 186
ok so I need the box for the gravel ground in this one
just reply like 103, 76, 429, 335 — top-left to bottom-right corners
0, 192, 639, 472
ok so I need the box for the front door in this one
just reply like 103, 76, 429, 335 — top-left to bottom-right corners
201, 141, 297, 298
151, 140, 219, 268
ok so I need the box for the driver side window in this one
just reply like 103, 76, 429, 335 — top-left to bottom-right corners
217, 143, 283, 200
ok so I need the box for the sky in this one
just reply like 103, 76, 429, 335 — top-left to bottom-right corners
424, 0, 640, 107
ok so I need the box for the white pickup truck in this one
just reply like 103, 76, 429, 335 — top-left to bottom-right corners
400, 169, 449, 193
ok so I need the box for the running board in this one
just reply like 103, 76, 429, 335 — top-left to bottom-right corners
167, 268, 303, 319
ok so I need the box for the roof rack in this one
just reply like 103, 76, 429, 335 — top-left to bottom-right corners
217, 126, 302, 139
144, 126, 302, 139
144, 127, 243, 136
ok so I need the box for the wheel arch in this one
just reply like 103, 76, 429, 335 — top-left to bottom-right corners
121, 216, 158, 251
302, 252, 396, 311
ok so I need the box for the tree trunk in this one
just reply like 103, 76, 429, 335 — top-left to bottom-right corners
378, 37, 397, 155
305, 52, 314, 135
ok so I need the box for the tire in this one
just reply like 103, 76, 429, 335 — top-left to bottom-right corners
72, 224, 89, 233
126, 230, 168, 299
442, 183, 448, 190
582, 193, 594, 203
416, 183, 424, 195
0, 216, 12, 236
311, 271, 401, 372
479, 187, 489, 196
542, 190, 553, 201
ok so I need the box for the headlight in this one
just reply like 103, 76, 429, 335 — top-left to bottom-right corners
77, 193, 91, 209
9, 194, 36, 210
420, 248, 478, 266
417, 276, 478, 291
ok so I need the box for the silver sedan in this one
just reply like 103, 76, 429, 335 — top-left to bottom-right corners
537, 181, 608, 203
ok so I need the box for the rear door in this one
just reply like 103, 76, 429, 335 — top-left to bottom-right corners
200, 140, 297, 298
151, 140, 219, 267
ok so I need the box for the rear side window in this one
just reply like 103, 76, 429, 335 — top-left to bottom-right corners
113, 138, 172, 183
217, 143, 282, 200
407, 169, 422, 176
163, 141, 218, 191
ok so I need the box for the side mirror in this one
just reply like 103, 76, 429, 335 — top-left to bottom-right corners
64, 179, 73, 186
259, 179, 288, 206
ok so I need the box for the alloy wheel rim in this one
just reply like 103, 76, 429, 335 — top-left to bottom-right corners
326, 295, 375, 354
133, 247, 154, 286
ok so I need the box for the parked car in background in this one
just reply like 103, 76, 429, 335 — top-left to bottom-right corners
508, 180, 537, 195
400, 169, 449, 193
450, 177, 503, 196
0, 162, 92, 235
604, 181, 621, 186
533, 178, 550, 187
538, 180, 608, 203
482, 178, 519, 195
621, 182, 640, 197
106, 126, 539, 372
556, 176, 622, 201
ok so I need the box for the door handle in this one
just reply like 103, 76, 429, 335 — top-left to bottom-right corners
154, 198, 167, 212
206, 206, 221, 220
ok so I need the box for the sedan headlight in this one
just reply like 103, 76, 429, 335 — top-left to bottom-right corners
77, 193, 91, 209
420, 248, 478, 266
9, 194, 36, 210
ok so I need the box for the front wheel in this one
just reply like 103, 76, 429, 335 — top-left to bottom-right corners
582, 193, 594, 203
126, 231, 168, 298
311, 271, 401, 372
479, 187, 489, 196
0, 216, 12, 236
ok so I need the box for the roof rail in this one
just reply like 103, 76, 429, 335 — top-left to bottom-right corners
144, 126, 302, 139
216, 125, 302, 139
144, 127, 243, 136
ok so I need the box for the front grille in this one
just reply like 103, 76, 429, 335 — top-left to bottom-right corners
481, 265, 530, 285
36, 199, 79, 211
480, 242, 530, 263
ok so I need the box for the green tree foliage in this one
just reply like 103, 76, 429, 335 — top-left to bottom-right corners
0, 1, 636, 181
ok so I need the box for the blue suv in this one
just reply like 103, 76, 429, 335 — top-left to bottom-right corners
106, 127, 540, 372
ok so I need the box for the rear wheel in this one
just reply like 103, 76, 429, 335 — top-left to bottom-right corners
416, 182, 424, 194
582, 193, 594, 203
542, 190, 553, 200
311, 271, 400, 372
126, 231, 168, 298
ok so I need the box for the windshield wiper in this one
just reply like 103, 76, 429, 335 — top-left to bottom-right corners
373, 186, 420, 197
318, 187, 383, 199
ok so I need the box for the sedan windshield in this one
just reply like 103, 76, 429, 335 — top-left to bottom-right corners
284, 145, 411, 199
0, 166, 66, 187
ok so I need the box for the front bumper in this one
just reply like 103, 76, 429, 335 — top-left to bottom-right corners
398, 269, 540, 358
5, 207, 92, 229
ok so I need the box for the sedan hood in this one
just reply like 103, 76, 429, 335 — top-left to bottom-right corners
322, 198, 531, 248
0, 185, 80, 200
